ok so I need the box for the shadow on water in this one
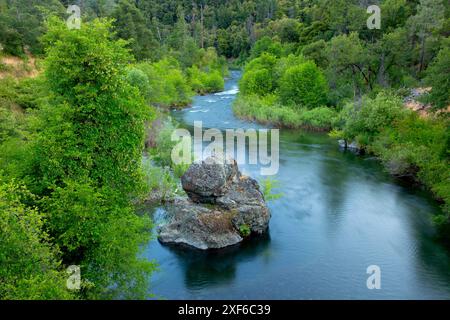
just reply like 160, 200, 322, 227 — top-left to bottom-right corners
159, 233, 271, 290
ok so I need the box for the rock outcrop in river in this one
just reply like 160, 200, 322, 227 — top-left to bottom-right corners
158, 156, 270, 250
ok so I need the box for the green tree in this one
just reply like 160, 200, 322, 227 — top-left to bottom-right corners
112, 0, 159, 60
0, 178, 73, 299
279, 61, 328, 108
0, 0, 64, 55
27, 17, 157, 299
408, 0, 445, 73
425, 39, 450, 109
326, 32, 372, 101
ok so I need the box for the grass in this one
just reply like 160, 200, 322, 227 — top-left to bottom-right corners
233, 94, 337, 131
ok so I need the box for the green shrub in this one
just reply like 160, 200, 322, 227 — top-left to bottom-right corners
425, 41, 450, 110
239, 224, 251, 237
127, 68, 151, 101
233, 95, 336, 130
187, 66, 224, 94
279, 61, 328, 108
135, 58, 193, 108
240, 68, 274, 96
261, 177, 283, 201
143, 160, 180, 202
149, 119, 177, 167
340, 92, 407, 144
0, 179, 74, 299
203, 71, 225, 93
249, 36, 283, 60
299, 106, 337, 130
27, 18, 157, 299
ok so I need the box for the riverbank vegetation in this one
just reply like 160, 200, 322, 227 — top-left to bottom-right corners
0, 0, 449, 300
1, 1, 234, 300
0, 8, 228, 296
231, 0, 449, 241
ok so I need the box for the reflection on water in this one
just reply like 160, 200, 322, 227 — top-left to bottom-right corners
161, 233, 271, 290
144, 71, 450, 300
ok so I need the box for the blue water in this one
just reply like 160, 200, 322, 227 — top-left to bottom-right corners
144, 71, 450, 300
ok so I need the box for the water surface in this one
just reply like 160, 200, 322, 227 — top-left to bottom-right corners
144, 71, 450, 299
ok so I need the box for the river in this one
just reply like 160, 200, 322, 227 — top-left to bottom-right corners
144, 71, 450, 299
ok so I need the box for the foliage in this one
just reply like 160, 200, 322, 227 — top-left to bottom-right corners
0, 178, 74, 299
261, 177, 283, 201
278, 61, 328, 108
126, 68, 151, 101
233, 95, 337, 130
149, 119, 177, 167
0, 0, 65, 55
143, 160, 180, 202
112, 0, 160, 61
187, 66, 224, 95
425, 39, 450, 110
239, 224, 251, 237
249, 36, 283, 60
239, 53, 277, 96
0, 18, 158, 299
134, 58, 193, 108
338, 93, 407, 145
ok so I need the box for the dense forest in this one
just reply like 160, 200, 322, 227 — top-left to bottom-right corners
0, 0, 449, 299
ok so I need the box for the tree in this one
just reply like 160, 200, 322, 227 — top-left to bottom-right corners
112, 0, 159, 60
240, 53, 277, 95
169, 5, 188, 50
279, 61, 328, 108
249, 36, 283, 59
326, 32, 372, 100
408, 0, 445, 73
29, 17, 157, 299
425, 39, 450, 110
0, 0, 65, 55
0, 178, 73, 299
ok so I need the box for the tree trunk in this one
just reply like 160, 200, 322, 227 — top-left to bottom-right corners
200, 4, 205, 48
419, 34, 426, 73
377, 52, 388, 87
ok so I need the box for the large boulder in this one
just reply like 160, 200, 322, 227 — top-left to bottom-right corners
158, 198, 243, 250
180, 156, 239, 203
217, 175, 270, 235
158, 156, 270, 250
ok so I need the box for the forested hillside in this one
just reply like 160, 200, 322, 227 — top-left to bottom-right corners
0, 0, 449, 300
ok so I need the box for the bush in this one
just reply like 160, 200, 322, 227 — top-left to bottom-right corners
0, 178, 74, 299
239, 224, 251, 237
425, 42, 450, 110
299, 106, 337, 130
340, 92, 407, 144
135, 58, 193, 108
240, 68, 274, 96
127, 68, 151, 101
187, 66, 224, 94
233, 94, 337, 130
143, 160, 180, 202
249, 36, 283, 60
203, 71, 225, 93
149, 119, 177, 167
261, 177, 283, 201
278, 61, 328, 108
24, 18, 157, 299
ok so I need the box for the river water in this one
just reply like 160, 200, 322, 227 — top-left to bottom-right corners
144, 71, 450, 299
